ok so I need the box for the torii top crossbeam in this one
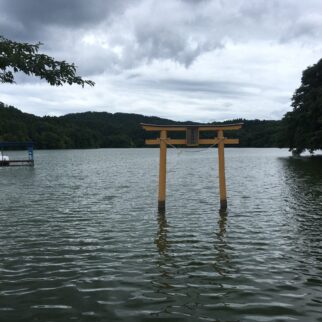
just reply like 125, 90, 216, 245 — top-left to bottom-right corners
141, 123, 243, 131
141, 123, 243, 146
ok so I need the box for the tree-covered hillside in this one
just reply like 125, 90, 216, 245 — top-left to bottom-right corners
0, 102, 287, 149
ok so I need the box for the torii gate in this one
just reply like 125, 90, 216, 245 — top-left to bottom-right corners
141, 123, 242, 211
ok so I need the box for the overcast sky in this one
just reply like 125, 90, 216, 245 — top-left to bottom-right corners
1, 0, 322, 122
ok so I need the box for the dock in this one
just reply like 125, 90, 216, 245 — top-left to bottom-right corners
0, 141, 34, 167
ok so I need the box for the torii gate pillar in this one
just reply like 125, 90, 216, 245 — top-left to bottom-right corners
217, 130, 227, 210
158, 130, 167, 211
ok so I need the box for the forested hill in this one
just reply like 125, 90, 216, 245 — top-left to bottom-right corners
0, 102, 287, 149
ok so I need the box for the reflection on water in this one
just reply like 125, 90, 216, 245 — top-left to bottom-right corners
218, 209, 227, 237
280, 156, 322, 233
0, 148, 322, 321
280, 156, 322, 267
213, 210, 231, 278
281, 156, 322, 202
155, 210, 169, 256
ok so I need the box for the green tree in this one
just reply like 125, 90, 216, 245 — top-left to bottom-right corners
0, 35, 94, 86
283, 58, 322, 154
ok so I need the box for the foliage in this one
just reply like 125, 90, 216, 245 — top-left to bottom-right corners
222, 119, 286, 148
283, 58, 322, 154
0, 35, 94, 86
0, 102, 287, 149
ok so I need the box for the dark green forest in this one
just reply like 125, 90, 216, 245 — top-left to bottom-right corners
0, 101, 287, 149
283, 58, 322, 154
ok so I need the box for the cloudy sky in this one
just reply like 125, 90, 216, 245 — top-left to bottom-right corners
1, 0, 322, 122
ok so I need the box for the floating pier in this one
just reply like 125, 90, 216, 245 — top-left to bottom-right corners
141, 123, 242, 211
0, 141, 34, 167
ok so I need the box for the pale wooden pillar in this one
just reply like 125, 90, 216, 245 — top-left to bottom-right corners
217, 130, 227, 210
158, 130, 167, 211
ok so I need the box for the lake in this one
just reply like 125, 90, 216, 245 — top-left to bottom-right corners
0, 148, 321, 322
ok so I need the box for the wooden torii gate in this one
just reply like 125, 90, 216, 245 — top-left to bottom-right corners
141, 123, 242, 211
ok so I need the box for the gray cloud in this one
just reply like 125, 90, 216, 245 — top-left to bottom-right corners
0, 0, 128, 41
128, 77, 260, 98
1, 0, 322, 71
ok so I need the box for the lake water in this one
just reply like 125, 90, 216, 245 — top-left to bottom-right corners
0, 148, 321, 322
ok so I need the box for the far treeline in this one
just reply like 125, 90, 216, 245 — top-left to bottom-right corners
0, 102, 287, 149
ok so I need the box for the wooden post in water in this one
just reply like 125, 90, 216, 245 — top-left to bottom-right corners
217, 130, 227, 210
158, 130, 167, 211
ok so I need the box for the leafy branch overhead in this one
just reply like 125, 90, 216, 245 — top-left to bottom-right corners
0, 36, 94, 87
